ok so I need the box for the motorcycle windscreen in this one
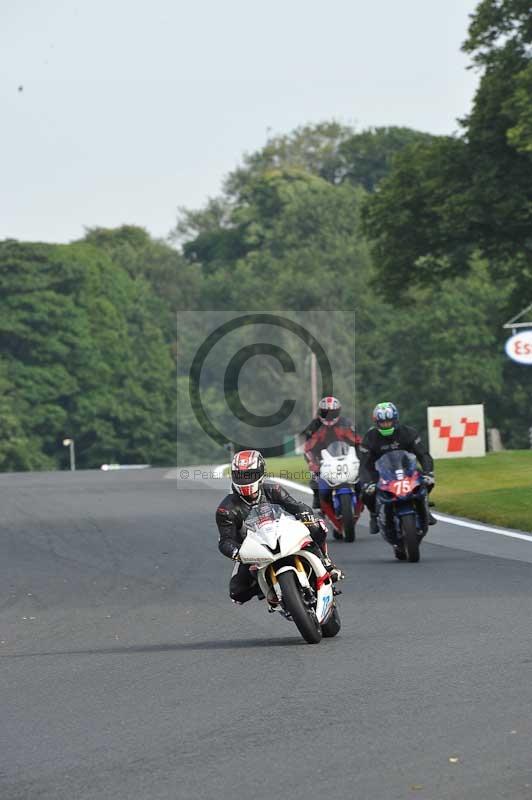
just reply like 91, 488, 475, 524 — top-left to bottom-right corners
246, 502, 284, 532
326, 440, 351, 457
375, 450, 418, 481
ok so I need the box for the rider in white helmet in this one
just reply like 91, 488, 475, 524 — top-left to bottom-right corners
303, 396, 362, 509
215, 449, 343, 604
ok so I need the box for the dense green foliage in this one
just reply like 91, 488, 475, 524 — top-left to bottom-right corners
363, 0, 532, 302
0, 239, 177, 469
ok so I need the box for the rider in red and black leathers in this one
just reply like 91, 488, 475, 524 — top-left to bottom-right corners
303, 397, 362, 509
216, 450, 338, 604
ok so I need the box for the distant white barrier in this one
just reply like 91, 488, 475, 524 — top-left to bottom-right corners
100, 464, 151, 471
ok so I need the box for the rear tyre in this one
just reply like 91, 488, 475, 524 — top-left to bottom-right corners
340, 493, 356, 543
321, 605, 341, 638
393, 544, 407, 561
277, 571, 322, 644
401, 514, 420, 563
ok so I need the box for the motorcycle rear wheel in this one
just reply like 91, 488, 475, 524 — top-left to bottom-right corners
340, 493, 356, 543
277, 571, 322, 644
401, 514, 420, 563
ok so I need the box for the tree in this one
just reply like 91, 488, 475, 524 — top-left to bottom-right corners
362, 136, 474, 296
0, 240, 176, 470
363, 0, 532, 306
0, 357, 47, 471
224, 122, 353, 195
82, 225, 200, 341
462, 0, 532, 67
336, 127, 434, 192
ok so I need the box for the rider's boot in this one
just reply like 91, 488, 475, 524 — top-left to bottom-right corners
321, 546, 344, 582
323, 557, 345, 582
306, 540, 345, 583
393, 544, 407, 561
420, 497, 437, 527
327, 564, 345, 582
308, 473, 320, 508
369, 513, 379, 535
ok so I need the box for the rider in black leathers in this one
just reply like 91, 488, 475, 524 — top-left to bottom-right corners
359, 402, 436, 539
216, 449, 341, 604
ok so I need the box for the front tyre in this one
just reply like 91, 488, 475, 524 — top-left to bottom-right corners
321, 605, 341, 638
401, 514, 420, 563
277, 571, 322, 644
340, 493, 356, 543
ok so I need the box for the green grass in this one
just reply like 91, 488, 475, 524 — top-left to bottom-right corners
259, 451, 532, 533
429, 451, 532, 531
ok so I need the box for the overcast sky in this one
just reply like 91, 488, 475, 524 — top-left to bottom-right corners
1, 0, 480, 244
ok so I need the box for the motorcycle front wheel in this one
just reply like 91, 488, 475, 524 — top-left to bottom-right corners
277, 571, 322, 644
321, 604, 341, 638
401, 514, 420, 563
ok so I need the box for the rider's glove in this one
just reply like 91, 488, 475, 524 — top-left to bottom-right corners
317, 518, 327, 535
422, 473, 435, 488
364, 482, 376, 496
231, 547, 241, 562
298, 511, 317, 527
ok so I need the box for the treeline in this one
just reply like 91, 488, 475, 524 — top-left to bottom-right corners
0, 235, 185, 470
0, 0, 530, 470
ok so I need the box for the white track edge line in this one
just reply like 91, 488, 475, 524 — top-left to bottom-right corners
430, 513, 532, 541
213, 463, 229, 479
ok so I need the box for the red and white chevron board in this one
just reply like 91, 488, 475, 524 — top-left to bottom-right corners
427, 404, 486, 459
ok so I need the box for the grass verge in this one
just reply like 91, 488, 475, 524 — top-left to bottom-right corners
262, 451, 532, 533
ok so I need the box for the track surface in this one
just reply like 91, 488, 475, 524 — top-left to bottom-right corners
1, 468, 532, 800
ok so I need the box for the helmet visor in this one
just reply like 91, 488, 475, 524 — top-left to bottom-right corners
376, 417, 395, 428
234, 479, 262, 498
232, 468, 263, 486
376, 418, 395, 436
319, 408, 340, 425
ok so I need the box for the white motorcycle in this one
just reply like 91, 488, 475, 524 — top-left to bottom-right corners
319, 441, 361, 542
238, 502, 341, 644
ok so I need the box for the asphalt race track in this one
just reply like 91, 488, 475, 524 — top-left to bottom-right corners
1, 468, 532, 800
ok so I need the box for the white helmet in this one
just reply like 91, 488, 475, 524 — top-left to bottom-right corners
318, 396, 341, 427
231, 449, 265, 503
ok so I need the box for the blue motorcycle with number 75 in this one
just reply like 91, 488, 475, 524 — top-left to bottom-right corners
375, 450, 429, 562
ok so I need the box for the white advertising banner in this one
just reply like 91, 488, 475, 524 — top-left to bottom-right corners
505, 331, 532, 365
427, 404, 486, 459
